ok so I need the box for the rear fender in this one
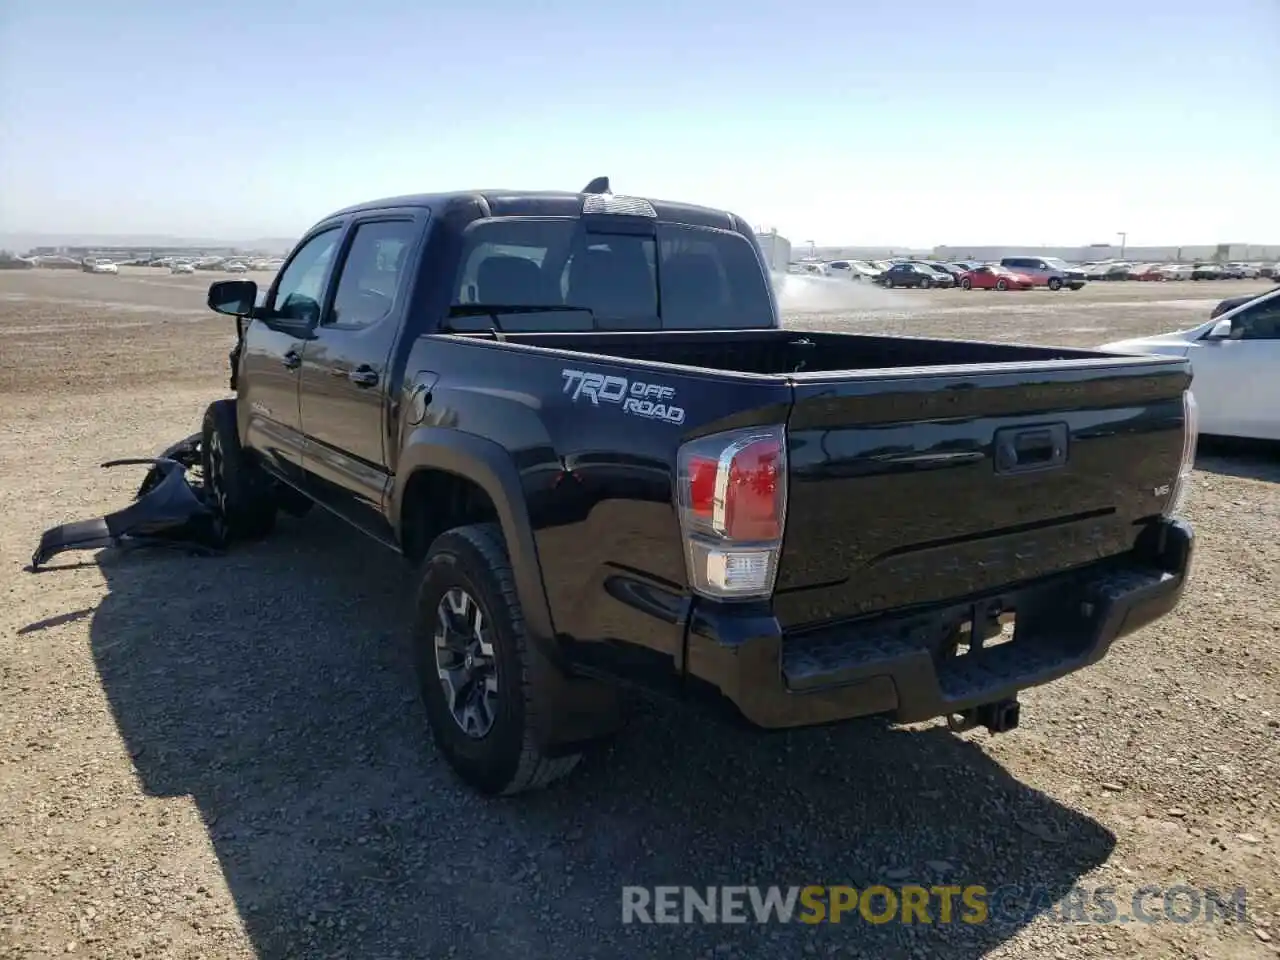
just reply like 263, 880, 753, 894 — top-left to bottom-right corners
392, 430, 621, 752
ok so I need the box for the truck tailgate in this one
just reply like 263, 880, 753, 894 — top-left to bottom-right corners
775, 357, 1192, 630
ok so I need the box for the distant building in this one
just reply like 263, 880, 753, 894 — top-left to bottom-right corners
754, 230, 792, 272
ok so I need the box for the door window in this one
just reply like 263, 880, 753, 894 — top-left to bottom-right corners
1235, 300, 1280, 340
329, 220, 416, 328
271, 228, 342, 323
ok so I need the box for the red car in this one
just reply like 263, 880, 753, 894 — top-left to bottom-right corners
959, 265, 1035, 291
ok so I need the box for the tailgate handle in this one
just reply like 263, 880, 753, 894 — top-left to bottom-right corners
995, 423, 1068, 474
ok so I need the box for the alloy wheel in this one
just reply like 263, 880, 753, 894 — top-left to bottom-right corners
434, 587, 499, 738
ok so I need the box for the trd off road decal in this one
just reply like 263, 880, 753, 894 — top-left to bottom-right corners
561, 368, 686, 425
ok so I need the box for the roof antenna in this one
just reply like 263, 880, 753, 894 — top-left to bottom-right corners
582, 176, 610, 194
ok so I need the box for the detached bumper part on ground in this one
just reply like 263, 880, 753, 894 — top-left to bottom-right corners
29, 434, 224, 570
683, 517, 1194, 730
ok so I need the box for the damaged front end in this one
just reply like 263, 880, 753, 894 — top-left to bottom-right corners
30, 434, 227, 571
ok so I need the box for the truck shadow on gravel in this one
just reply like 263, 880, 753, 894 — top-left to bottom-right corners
83, 510, 1115, 960
1194, 437, 1280, 483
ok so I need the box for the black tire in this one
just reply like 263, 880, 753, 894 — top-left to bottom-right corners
1047, 277, 1063, 291
960, 277, 972, 290
201, 399, 277, 540
919, 277, 932, 289
995, 278, 1008, 291
413, 522, 581, 796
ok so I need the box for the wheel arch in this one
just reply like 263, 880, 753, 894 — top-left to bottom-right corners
391, 429, 555, 647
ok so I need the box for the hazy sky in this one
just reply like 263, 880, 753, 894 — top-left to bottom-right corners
1, 0, 1276, 246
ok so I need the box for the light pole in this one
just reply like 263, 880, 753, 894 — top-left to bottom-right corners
807, 240, 816, 259
1117, 232, 1127, 259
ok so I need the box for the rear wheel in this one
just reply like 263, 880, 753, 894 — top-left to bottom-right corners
960, 277, 972, 290
201, 399, 277, 540
995, 278, 1008, 291
413, 523, 581, 795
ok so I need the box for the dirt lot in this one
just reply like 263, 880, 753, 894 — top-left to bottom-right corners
1, 268, 1277, 960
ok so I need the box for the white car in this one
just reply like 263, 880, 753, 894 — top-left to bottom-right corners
223, 261, 248, 273
1100, 286, 1280, 440
170, 262, 195, 274
88, 261, 119, 274
1159, 263, 1193, 280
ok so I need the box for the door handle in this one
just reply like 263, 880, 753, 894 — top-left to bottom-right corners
282, 350, 301, 370
348, 365, 379, 387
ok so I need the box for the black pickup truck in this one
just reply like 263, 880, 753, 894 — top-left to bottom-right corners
198, 180, 1198, 796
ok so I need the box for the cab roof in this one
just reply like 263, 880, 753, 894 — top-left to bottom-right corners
323, 190, 742, 232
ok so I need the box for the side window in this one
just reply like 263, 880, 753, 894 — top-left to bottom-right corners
455, 243, 550, 305
328, 220, 416, 328
1236, 302, 1280, 340
271, 228, 342, 323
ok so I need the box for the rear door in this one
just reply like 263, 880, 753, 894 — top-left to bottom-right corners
239, 225, 344, 483
774, 357, 1191, 629
298, 214, 423, 539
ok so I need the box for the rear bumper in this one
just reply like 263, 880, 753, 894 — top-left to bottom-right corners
684, 518, 1193, 730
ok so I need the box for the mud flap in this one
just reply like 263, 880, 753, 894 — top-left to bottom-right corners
29, 433, 227, 571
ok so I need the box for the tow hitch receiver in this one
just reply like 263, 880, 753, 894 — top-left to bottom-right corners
29, 434, 226, 571
946, 698, 1021, 735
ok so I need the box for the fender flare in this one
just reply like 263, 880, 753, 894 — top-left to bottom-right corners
390, 428, 556, 648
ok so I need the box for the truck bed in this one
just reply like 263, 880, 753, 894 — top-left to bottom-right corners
491, 328, 1108, 376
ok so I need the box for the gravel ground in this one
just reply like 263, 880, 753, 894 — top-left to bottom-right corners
1, 268, 1277, 960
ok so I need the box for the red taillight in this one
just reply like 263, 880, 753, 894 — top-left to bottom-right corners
676, 426, 788, 600
724, 438, 783, 540
684, 441, 782, 541
687, 456, 718, 518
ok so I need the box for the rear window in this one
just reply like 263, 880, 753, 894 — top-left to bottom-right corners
450, 217, 774, 331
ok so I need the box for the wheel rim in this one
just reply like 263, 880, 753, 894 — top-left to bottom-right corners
434, 587, 499, 738
996, 280, 1006, 290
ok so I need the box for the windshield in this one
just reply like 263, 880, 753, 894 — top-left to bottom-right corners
450, 217, 774, 331
1042, 257, 1071, 270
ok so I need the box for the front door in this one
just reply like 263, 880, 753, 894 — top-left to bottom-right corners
237, 226, 343, 483
298, 215, 422, 540
1188, 296, 1280, 440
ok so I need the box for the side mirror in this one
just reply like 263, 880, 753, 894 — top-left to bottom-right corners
1207, 318, 1234, 339
208, 279, 258, 317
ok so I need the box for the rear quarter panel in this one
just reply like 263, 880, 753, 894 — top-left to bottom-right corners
399, 336, 792, 690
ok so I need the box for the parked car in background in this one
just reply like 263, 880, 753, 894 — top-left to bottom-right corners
827, 260, 881, 281
999, 256, 1086, 290
1259, 264, 1277, 279
0, 253, 35, 270
877, 261, 956, 288
1130, 263, 1165, 281
171, 261, 196, 275
926, 262, 968, 285
1102, 286, 1280, 441
1191, 263, 1224, 280
959, 264, 1035, 291
1101, 263, 1133, 281
1222, 262, 1259, 279
1159, 263, 1193, 281
83, 259, 119, 275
